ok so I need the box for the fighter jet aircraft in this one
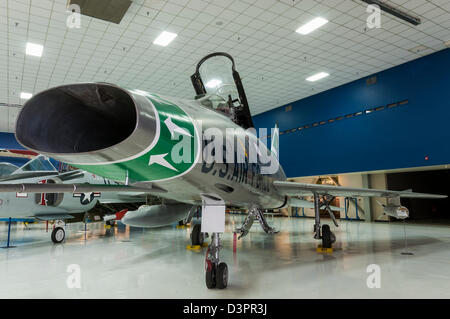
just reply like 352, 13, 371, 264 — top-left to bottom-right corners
0, 52, 445, 289
0, 155, 146, 243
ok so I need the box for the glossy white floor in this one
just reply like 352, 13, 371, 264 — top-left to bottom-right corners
0, 215, 449, 298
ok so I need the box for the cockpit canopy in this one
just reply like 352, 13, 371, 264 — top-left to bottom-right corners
191, 52, 254, 129
14, 155, 57, 173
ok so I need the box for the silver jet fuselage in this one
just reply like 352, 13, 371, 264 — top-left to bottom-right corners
15, 83, 287, 210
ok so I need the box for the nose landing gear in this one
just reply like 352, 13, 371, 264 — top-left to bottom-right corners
205, 232, 228, 289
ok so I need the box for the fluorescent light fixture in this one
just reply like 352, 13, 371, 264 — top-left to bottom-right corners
359, 0, 421, 26
306, 72, 329, 82
153, 31, 177, 47
296, 17, 328, 35
26, 42, 44, 57
20, 92, 33, 100
205, 79, 222, 89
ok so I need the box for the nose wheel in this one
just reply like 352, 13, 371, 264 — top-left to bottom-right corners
205, 233, 228, 289
216, 262, 228, 289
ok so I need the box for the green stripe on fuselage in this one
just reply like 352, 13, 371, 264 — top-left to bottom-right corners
75, 95, 197, 183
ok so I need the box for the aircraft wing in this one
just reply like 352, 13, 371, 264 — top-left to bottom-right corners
99, 193, 148, 204
0, 183, 164, 194
289, 198, 343, 211
32, 214, 77, 221
274, 181, 447, 199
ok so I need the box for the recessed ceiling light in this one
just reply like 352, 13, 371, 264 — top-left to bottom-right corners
296, 17, 328, 35
26, 42, 43, 57
153, 31, 177, 47
20, 92, 33, 100
306, 72, 329, 82
444, 40, 450, 48
205, 79, 222, 89
408, 45, 429, 54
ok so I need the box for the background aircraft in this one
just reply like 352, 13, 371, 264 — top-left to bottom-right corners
0, 52, 445, 289
0, 155, 146, 243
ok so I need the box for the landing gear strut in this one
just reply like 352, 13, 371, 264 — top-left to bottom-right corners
313, 193, 337, 249
235, 207, 278, 239
205, 232, 228, 289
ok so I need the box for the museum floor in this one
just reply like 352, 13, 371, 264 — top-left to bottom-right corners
1, 215, 449, 298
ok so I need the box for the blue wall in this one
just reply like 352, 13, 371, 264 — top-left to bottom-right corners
0, 132, 23, 149
253, 49, 450, 177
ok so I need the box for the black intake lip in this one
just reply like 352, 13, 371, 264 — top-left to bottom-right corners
15, 83, 158, 165
16, 83, 137, 154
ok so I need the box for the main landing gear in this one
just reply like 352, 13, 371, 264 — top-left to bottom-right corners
313, 193, 337, 249
234, 207, 278, 239
205, 232, 228, 289
187, 206, 207, 247
191, 223, 205, 246
51, 220, 66, 244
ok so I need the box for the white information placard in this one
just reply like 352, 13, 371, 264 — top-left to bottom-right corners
201, 203, 225, 233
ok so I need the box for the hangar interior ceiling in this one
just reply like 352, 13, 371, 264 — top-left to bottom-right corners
0, 0, 450, 132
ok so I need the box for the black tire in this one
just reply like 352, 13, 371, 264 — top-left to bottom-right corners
51, 227, 65, 244
321, 224, 332, 248
205, 264, 216, 289
216, 263, 228, 289
191, 224, 204, 246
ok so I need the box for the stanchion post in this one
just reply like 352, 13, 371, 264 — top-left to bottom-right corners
6, 217, 11, 248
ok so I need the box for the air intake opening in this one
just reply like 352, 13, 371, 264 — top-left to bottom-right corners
16, 83, 137, 154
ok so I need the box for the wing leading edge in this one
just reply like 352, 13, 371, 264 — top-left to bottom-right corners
274, 181, 447, 199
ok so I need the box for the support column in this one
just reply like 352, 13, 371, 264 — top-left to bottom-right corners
6, 217, 11, 248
